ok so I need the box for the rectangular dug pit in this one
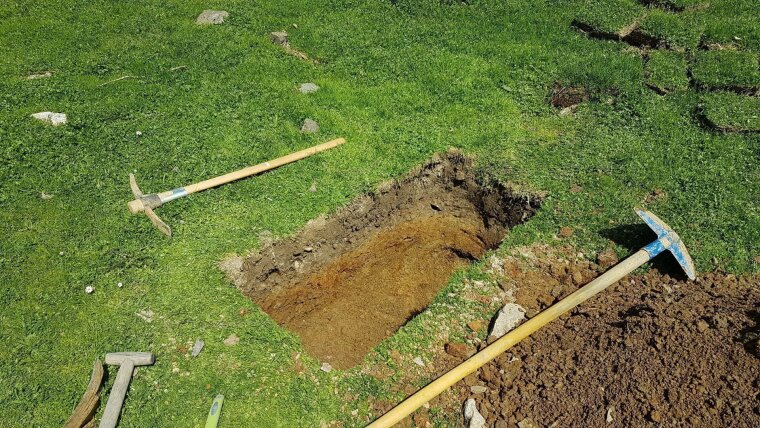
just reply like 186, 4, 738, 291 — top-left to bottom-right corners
226, 150, 541, 369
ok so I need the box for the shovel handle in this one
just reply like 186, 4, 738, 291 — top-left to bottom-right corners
367, 249, 650, 427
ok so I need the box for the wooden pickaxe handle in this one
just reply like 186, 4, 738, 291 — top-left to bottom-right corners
127, 138, 346, 236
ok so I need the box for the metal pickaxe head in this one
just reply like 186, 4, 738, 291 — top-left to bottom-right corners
636, 208, 696, 280
129, 174, 172, 236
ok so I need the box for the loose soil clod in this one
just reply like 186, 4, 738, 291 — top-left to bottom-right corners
226, 151, 540, 368
454, 246, 760, 427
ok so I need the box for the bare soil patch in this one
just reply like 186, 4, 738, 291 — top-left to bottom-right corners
549, 84, 590, 108
453, 246, 760, 427
225, 151, 540, 368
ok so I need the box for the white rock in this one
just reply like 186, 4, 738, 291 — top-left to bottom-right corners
269, 31, 288, 45
192, 339, 205, 357
463, 398, 486, 428
299, 82, 320, 94
31, 112, 67, 126
489, 303, 526, 339
117, 282, 123, 288
85, 286, 94, 294
135, 130, 142, 136
300, 118, 319, 133
320, 362, 333, 372
27, 71, 52, 80
196, 10, 229, 25
606, 407, 614, 423
413, 357, 425, 366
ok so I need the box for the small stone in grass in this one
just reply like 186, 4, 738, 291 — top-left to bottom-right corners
299, 82, 320, 94
27, 71, 52, 80
192, 339, 204, 357
309, 182, 317, 192
117, 282, 123, 288
224, 334, 240, 346
413, 357, 425, 366
320, 362, 333, 372
136, 130, 142, 137
196, 10, 229, 25
85, 286, 94, 294
269, 31, 288, 45
489, 303, 526, 339
41, 192, 53, 200
463, 398, 486, 428
31, 112, 67, 126
559, 226, 574, 237
300, 118, 319, 133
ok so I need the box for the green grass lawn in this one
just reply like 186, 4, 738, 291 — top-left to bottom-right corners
1, 0, 758, 426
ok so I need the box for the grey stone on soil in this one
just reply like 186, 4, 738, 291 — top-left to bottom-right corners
300, 118, 319, 133
463, 398, 486, 428
191, 339, 204, 357
31, 111, 67, 126
489, 303, 526, 339
470, 385, 488, 394
299, 82, 320, 94
196, 10, 229, 25
269, 31, 288, 45
320, 362, 333, 372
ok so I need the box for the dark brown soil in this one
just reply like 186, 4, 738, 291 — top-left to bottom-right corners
550, 84, 590, 108
224, 151, 541, 368
454, 247, 760, 427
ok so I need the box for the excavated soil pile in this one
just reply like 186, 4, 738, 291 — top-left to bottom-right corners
230, 151, 541, 368
456, 249, 760, 427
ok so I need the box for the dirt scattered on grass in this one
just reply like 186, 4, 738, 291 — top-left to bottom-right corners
451, 246, 760, 427
225, 151, 541, 368
550, 84, 590, 108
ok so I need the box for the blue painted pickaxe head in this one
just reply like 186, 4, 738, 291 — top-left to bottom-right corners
636, 208, 696, 280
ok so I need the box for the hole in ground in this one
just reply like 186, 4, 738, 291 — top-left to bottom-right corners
227, 150, 542, 369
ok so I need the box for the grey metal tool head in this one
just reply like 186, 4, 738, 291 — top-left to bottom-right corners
104, 352, 155, 366
636, 208, 697, 280
129, 173, 172, 236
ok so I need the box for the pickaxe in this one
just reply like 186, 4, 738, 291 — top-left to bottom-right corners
128, 138, 345, 236
368, 208, 696, 427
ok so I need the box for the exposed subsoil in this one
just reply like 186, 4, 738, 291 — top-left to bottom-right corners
224, 151, 541, 368
453, 247, 760, 427
550, 83, 590, 108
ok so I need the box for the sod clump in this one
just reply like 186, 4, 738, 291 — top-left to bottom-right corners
639, 0, 703, 12
633, 10, 704, 50
572, 0, 644, 39
700, 92, 760, 132
691, 50, 760, 92
645, 50, 689, 93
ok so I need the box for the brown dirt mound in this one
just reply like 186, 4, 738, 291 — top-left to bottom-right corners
455, 248, 760, 427
225, 151, 541, 368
